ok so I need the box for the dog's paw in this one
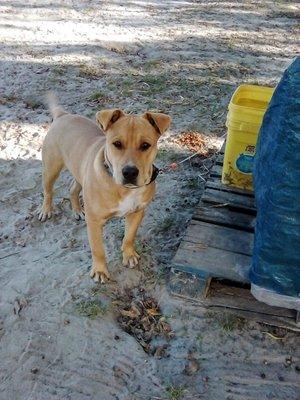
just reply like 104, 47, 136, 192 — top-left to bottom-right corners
90, 265, 110, 284
73, 210, 85, 221
122, 249, 140, 268
38, 208, 52, 222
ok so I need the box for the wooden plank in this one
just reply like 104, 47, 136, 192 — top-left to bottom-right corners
168, 271, 299, 331
205, 307, 299, 331
173, 242, 250, 283
206, 175, 225, 183
206, 179, 254, 197
184, 220, 254, 256
208, 280, 295, 318
194, 204, 255, 232
202, 188, 256, 213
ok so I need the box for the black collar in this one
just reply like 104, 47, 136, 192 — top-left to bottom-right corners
149, 164, 159, 184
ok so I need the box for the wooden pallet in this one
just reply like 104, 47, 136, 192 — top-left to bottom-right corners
169, 146, 300, 331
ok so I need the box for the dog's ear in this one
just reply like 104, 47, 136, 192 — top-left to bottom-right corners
143, 112, 171, 135
96, 109, 125, 132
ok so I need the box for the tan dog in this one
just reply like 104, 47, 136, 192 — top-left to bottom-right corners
39, 94, 171, 283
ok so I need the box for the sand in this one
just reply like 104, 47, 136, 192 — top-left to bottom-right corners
0, 1, 299, 399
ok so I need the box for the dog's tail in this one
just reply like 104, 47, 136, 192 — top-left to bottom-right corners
46, 91, 68, 120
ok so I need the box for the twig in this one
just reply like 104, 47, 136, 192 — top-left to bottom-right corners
263, 332, 286, 340
197, 174, 206, 182
0, 251, 20, 260
209, 203, 229, 208
32, 250, 56, 262
177, 152, 199, 164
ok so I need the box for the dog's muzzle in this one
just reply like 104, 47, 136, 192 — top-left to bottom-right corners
122, 165, 139, 185
103, 151, 159, 188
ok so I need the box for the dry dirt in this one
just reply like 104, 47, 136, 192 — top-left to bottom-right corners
0, 1, 299, 399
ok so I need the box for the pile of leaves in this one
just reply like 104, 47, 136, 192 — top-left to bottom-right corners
176, 131, 216, 158
115, 288, 174, 357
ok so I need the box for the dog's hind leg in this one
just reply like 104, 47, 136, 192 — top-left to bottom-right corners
38, 153, 63, 222
70, 179, 85, 221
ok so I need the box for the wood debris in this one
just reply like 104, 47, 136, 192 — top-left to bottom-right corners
115, 288, 174, 356
175, 131, 217, 158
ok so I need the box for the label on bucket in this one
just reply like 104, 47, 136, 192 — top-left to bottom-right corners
235, 145, 255, 174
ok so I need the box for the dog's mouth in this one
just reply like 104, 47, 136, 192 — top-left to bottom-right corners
123, 183, 140, 189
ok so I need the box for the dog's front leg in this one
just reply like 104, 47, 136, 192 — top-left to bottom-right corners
122, 209, 145, 268
86, 218, 110, 283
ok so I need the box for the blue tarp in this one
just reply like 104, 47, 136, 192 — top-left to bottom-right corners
250, 57, 300, 299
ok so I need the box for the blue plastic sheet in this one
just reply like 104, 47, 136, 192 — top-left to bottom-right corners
249, 57, 300, 299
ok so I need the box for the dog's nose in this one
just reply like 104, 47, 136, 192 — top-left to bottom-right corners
122, 165, 139, 183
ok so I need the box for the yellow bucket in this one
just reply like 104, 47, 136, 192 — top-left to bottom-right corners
222, 84, 275, 191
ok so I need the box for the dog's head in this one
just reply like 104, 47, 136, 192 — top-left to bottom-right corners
96, 109, 171, 187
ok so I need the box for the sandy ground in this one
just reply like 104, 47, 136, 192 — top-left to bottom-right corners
0, 1, 300, 399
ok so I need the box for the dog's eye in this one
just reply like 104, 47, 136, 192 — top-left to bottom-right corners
113, 141, 122, 149
140, 142, 151, 151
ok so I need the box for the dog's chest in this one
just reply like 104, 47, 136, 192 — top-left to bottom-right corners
116, 189, 147, 217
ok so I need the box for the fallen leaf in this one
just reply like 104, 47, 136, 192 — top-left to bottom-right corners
146, 307, 161, 317
184, 358, 200, 375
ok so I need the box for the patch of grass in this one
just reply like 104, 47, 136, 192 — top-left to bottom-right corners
157, 148, 181, 162
85, 110, 96, 118
142, 74, 168, 94
196, 333, 203, 342
90, 286, 108, 296
120, 76, 135, 96
78, 63, 101, 78
103, 80, 117, 93
185, 122, 205, 132
159, 216, 176, 233
142, 74, 165, 86
144, 98, 158, 109
169, 152, 184, 162
156, 265, 167, 282
52, 65, 67, 75
74, 299, 107, 319
166, 386, 185, 400
186, 178, 199, 189
218, 314, 245, 333
135, 240, 152, 256
24, 97, 43, 110
88, 90, 105, 101
205, 310, 219, 320
206, 311, 245, 333
106, 43, 129, 54
97, 57, 110, 68
144, 59, 164, 71
157, 149, 169, 160
175, 76, 191, 92
0, 94, 18, 104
